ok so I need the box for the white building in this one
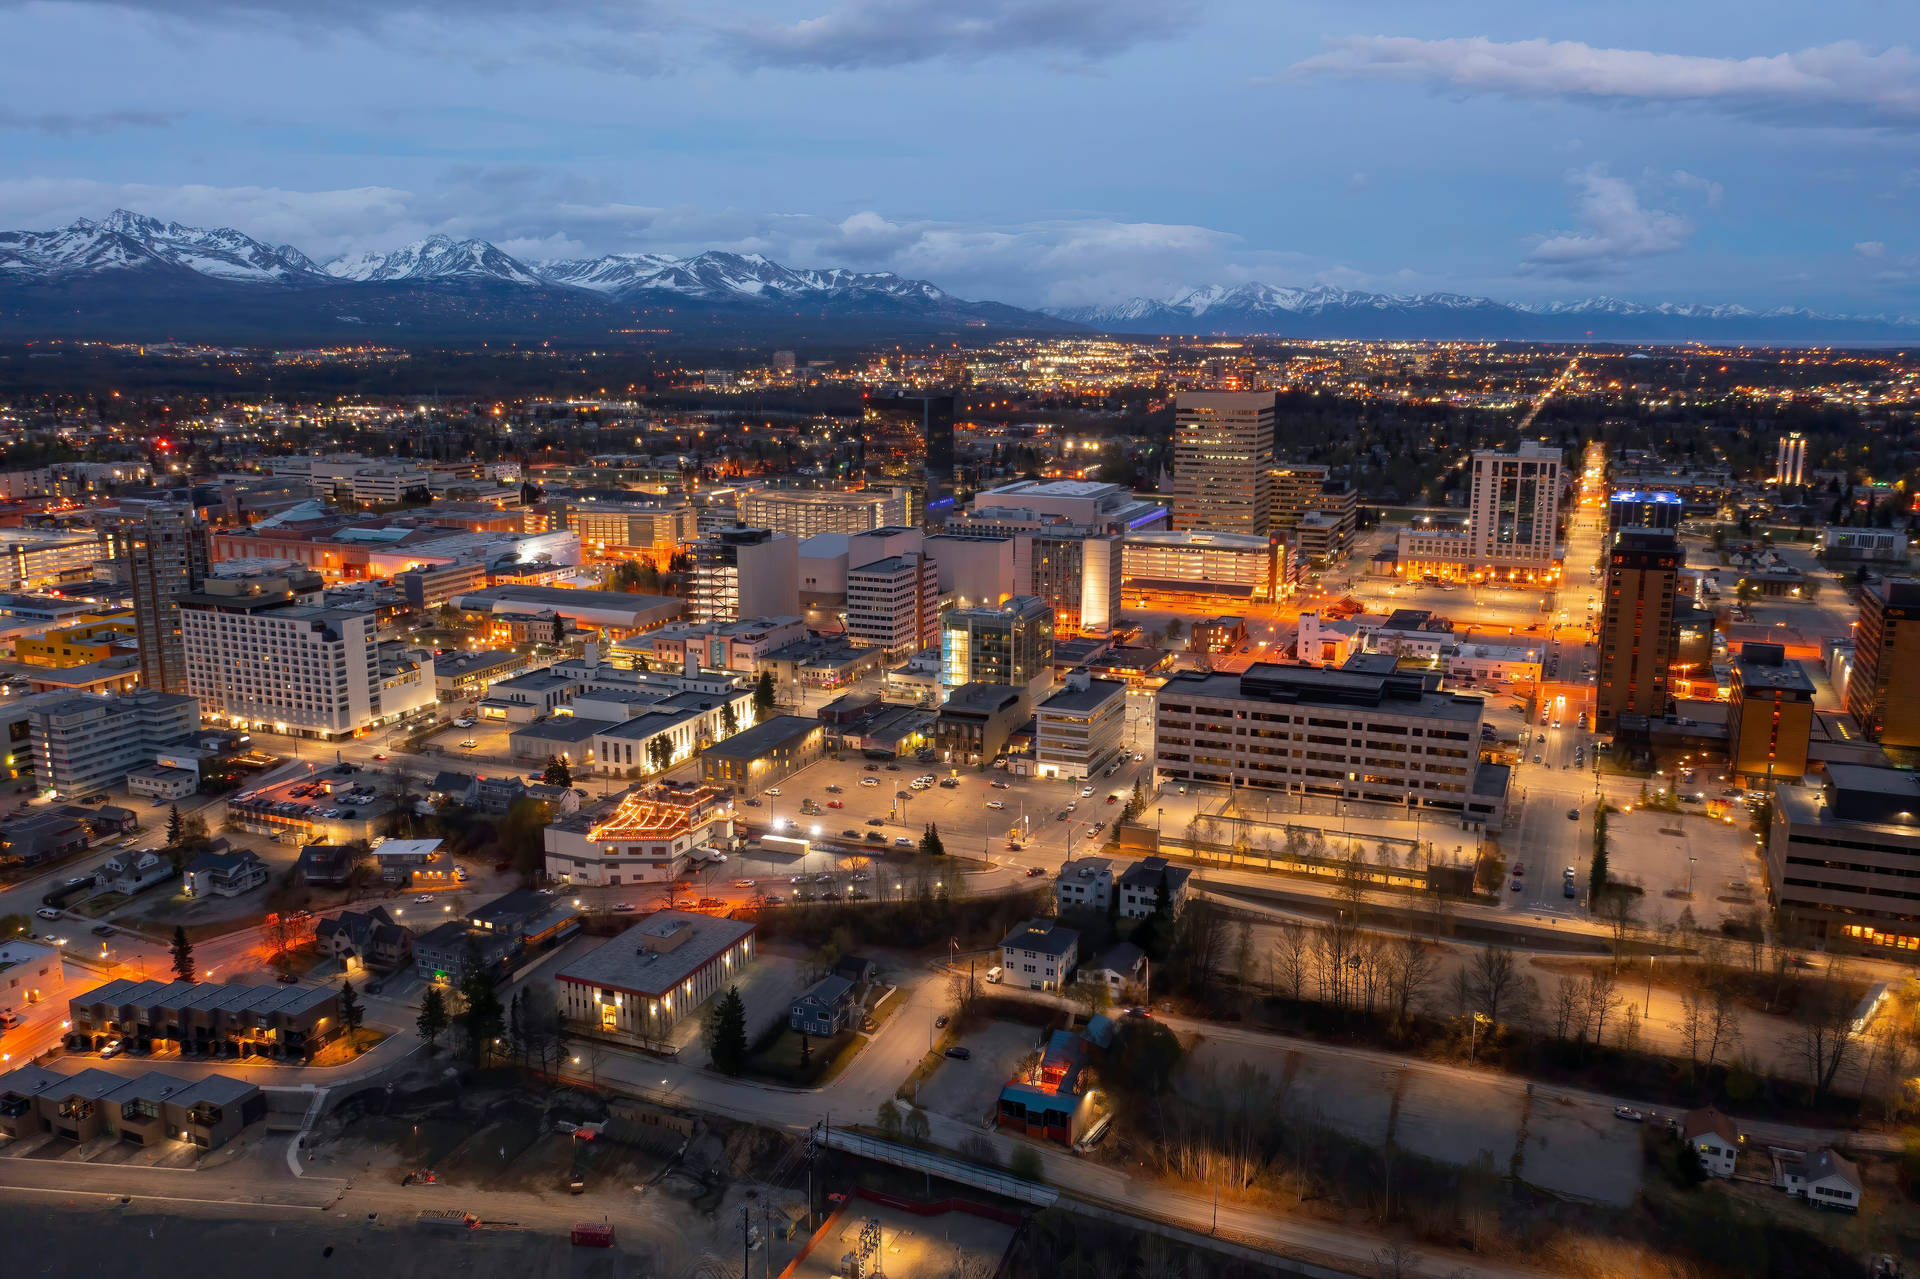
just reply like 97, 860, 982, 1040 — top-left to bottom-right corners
1034, 674, 1127, 780
1055, 857, 1114, 914
1466, 442, 1562, 580
28, 690, 201, 800
924, 533, 1016, 611
1443, 642, 1544, 686
181, 577, 434, 740
999, 919, 1080, 992
739, 487, 909, 538
691, 526, 799, 623
845, 553, 941, 658
544, 782, 735, 885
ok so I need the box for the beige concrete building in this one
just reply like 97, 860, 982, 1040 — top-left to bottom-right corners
1769, 766, 1920, 958
1171, 391, 1275, 535
1595, 529, 1681, 732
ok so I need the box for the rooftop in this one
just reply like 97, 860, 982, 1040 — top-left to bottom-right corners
70, 977, 335, 1019
1038, 677, 1125, 715
700, 714, 820, 761
556, 909, 755, 998
1000, 918, 1079, 957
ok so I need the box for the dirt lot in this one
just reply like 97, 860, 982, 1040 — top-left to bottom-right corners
1605, 807, 1765, 932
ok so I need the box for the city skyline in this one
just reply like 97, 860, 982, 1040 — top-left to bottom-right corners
0, 2, 1913, 316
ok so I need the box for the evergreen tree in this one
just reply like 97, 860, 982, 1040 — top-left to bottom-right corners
648, 735, 673, 772
340, 978, 365, 1047
919, 823, 945, 857
417, 985, 449, 1050
720, 701, 739, 737
706, 986, 749, 1075
753, 670, 777, 719
166, 803, 182, 845
170, 925, 195, 982
542, 755, 571, 788
457, 943, 505, 1065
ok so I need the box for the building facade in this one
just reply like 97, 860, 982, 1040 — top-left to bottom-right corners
1769, 766, 1920, 957
845, 552, 941, 658
1033, 674, 1127, 780
1726, 643, 1814, 784
1845, 578, 1920, 749
115, 503, 211, 695
1171, 391, 1275, 535
555, 910, 757, 1046
690, 526, 800, 623
544, 782, 736, 886
940, 595, 1055, 693
28, 689, 200, 800
1121, 530, 1280, 608
739, 488, 910, 538
1595, 530, 1681, 732
1466, 443, 1561, 580
1153, 660, 1486, 814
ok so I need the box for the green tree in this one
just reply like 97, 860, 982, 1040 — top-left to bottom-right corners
647, 735, 673, 773
720, 700, 739, 737
457, 943, 505, 1065
0, 913, 30, 941
920, 823, 945, 857
1007, 1145, 1046, 1183
496, 797, 553, 876
753, 670, 777, 719
170, 925, 195, 982
416, 984, 449, 1050
542, 755, 571, 788
706, 986, 749, 1075
166, 803, 182, 845
340, 978, 365, 1048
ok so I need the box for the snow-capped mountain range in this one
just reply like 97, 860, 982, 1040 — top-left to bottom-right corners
1049, 282, 1919, 339
0, 210, 1911, 343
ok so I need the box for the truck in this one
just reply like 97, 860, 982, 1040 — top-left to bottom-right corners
570, 1223, 616, 1248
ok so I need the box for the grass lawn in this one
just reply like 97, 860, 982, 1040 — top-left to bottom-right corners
70, 892, 130, 918
309, 1028, 387, 1067
748, 1026, 857, 1086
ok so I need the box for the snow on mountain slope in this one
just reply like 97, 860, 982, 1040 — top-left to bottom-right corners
323, 234, 543, 285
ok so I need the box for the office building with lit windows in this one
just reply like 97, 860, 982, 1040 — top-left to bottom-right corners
1595, 530, 1681, 733
1171, 392, 1275, 535
555, 909, 756, 1045
940, 595, 1055, 694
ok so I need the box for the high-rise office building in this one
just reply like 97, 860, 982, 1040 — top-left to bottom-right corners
1726, 642, 1815, 784
115, 503, 210, 695
1607, 489, 1682, 542
1776, 433, 1807, 487
860, 393, 955, 528
1595, 529, 1682, 732
1846, 579, 1920, 749
1467, 443, 1562, 578
845, 552, 941, 658
1172, 391, 1276, 535
690, 526, 800, 623
1021, 530, 1121, 635
1267, 463, 1330, 533
940, 595, 1055, 694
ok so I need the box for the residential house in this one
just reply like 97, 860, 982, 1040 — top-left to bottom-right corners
295, 843, 359, 887
413, 920, 516, 985
788, 973, 857, 1037
426, 772, 479, 806
1055, 857, 1113, 915
1082, 942, 1147, 997
1117, 856, 1192, 921
996, 1028, 1099, 1146
999, 919, 1079, 992
315, 907, 412, 972
525, 782, 581, 815
368, 837, 456, 888
1682, 1107, 1740, 1178
474, 774, 529, 815
182, 849, 268, 899
98, 848, 171, 896
1774, 1147, 1863, 1211
832, 954, 878, 992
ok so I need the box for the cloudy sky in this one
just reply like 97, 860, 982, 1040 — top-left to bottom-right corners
1, 0, 1915, 312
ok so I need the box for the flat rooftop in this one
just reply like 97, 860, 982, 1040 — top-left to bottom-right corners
786, 1197, 1014, 1279
555, 909, 755, 998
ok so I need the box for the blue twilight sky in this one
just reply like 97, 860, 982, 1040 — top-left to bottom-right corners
0, 0, 1917, 312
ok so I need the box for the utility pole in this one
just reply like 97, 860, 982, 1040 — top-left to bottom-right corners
740, 1204, 751, 1279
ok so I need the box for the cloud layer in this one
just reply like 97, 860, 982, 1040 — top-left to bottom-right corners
1293, 37, 1920, 128
720, 0, 1197, 69
1523, 167, 1693, 277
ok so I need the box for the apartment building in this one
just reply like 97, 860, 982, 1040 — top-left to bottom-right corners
1726, 642, 1815, 783
1033, 674, 1127, 780
1267, 463, 1330, 533
67, 978, 341, 1060
739, 487, 910, 538
1171, 391, 1276, 535
28, 689, 200, 799
0, 1063, 263, 1151
845, 552, 941, 658
1845, 578, 1920, 749
0, 528, 102, 591
1595, 530, 1682, 732
1055, 857, 1114, 914
181, 575, 434, 739
1466, 442, 1562, 579
113, 502, 210, 696
1153, 658, 1486, 814
1768, 766, 1920, 957
1019, 529, 1121, 635
561, 499, 698, 559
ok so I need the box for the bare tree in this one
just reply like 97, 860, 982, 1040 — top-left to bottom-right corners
1793, 964, 1860, 1103
1381, 935, 1439, 1033
1580, 967, 1622, 1048
1271, 919, 1311, 1001
1372, 1243, 1422, 1279
1595, 890, 1640, 968
1465, 945, 1523, 1026
1549, 976, 1580, 1043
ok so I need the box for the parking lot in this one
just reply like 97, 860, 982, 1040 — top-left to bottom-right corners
1605, 805, 1765, 931
912, 1019, 1046, 1124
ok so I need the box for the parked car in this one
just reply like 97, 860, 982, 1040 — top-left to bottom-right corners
34, 908, 60, 921
1614, 1106, 1644, 1122
90, 923, 114, 937
611, 902, 637, 913
842, 828, 860, 839
943, 1046, 971, 1060
894, 837, 913, 847
867, 817, 886, 826
1080, 786, 1095, 798
414, 894, 434, 904
989, 781, 1010, 789
766, 787, 782, 797
277, 972, 300, 984
935, 1015, 949, 1029
1567, 807, 1580, 820
986, 800, 1005, 810
1025, 866, 1044, 877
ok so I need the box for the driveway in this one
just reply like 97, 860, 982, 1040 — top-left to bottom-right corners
911, 1019, 1043, 1124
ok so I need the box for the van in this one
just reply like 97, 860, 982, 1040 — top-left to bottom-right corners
985, 966, 1003, 984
